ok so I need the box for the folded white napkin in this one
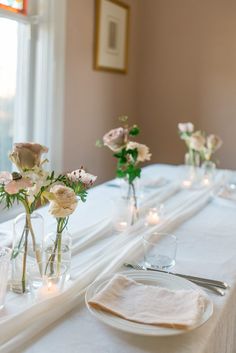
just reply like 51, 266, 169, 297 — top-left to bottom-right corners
88, 274, 209, 329
218, 189, 236, 202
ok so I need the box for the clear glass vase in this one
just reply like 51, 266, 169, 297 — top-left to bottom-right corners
11, 212, 44, 294
184, 151, 201, 185
201, 160, 216, 185
44, 230, 72, 281
114, 178, 139, 230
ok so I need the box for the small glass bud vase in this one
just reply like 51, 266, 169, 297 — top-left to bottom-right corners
201, 160, 216, 186
11, 212, 44, 294
119, 178, 140, 226
44, 230, 72, 281
184, 151, 200, 186
113, 196, 138, 232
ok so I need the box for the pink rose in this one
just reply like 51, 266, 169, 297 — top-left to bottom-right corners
103, 127, 127, 152
178, 122, 194, 133
9, 142, 48, 172
189, 132, 205, 151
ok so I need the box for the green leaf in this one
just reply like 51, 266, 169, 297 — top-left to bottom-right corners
127, 148, 138, 162
129, 125, 140, 136
116, 169, 126, 178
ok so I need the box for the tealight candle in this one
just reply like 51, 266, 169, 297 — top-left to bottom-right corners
37, 279, 59, 299
202, 176, 210, 186
182, 179, 192, 188
146, 208, 160, 226
116, 221, 128, 232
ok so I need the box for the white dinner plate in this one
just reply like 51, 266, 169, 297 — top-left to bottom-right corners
85, 270, 213, 336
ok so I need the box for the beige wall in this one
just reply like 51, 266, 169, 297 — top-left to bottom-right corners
63, 0, 140, 183
63, 0, 236, 183
137, 0, 236, 169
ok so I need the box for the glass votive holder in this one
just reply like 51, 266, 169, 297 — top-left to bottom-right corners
112, 197, 135, 232
143, 232, 177, 270
29, 261, 67, 301
144, 205, 164, 227
0, 247, 11, 310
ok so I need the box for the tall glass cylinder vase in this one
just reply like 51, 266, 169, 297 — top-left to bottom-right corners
201, 160, 216, 185
44, 230, 72, 281
184, 151, 200, 185
11, 212, 44, 294
113, 179, 139, 231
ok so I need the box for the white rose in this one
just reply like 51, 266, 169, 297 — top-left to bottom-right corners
189, 132, 205, 152
207, 134, 222, 152
178, 122, 194, 133
103, 127, 127, 152
126, 142, 152, 162
49, 185, 77, 218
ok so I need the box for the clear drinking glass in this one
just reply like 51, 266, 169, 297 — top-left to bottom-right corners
143, 232, 177, 269
0, 247, 11, 309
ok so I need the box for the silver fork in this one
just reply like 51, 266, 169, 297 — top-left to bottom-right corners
124, 263, 225, 296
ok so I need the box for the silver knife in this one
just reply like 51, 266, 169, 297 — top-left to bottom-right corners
124, 263, 229, 289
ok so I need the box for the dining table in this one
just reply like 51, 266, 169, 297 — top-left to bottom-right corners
0, 164, 236, 353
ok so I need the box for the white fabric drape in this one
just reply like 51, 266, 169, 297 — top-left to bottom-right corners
0, 165, 229, 353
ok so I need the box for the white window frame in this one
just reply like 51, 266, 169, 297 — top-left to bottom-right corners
0, 0, 66, 222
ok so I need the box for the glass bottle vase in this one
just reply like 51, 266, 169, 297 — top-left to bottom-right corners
201, 160, 216, 185
184, 151, 201, 184
114, 178, 139, 230
43, 230, 72, 281
11, 212, 44, 294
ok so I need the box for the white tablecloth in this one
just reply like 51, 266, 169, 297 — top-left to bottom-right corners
1, 164, 236, 353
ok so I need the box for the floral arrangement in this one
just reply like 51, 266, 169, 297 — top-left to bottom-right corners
0, 143, 96, 292
178, 122, 222, 166
43, 168, 97, 273
98, 116, 151, 223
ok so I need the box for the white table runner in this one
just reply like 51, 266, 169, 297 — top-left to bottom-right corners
0, 164, 233, 353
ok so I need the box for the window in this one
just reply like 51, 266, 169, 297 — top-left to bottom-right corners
0, 0, 67, 222
0, 0, 27, 14
0, 0, 66, 174
0, 18, 18, 170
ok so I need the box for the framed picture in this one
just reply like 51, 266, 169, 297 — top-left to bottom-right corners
94, 0, 130, 74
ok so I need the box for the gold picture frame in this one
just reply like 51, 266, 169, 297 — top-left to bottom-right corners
94, 0, 130, 74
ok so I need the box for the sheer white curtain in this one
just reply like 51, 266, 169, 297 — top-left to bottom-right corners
0, 0, 67, 222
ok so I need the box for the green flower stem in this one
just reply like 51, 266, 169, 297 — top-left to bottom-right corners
46, 217, 68, 275
21, 225, 29, 293
129, 181, 138, 225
